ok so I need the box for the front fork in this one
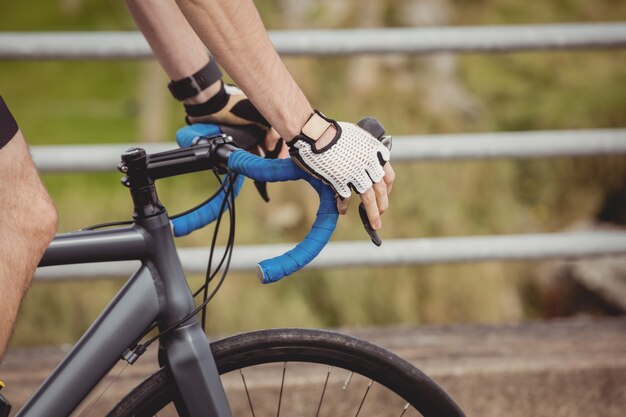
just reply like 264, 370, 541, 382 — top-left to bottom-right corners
161, 323, 231, 417
139, 213, 233, 417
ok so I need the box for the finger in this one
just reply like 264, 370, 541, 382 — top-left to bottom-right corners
360, 188, 381, 230
373, 179, 388, 214
278, 139, 289, 159
336, 195, 350, 215
365, 160, 386, 185
264, 128, 281, 150
383, 163, 395, 194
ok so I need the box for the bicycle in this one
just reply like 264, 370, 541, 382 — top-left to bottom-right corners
9, 120, 466, 417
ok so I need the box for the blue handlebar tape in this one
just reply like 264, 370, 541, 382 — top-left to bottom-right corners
171, 174, 243, 237
174, 123, 338, 283
228, 150, 338, 284
176, 123, 223, 148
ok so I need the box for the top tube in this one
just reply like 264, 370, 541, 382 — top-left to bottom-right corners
39, 226, 149, 267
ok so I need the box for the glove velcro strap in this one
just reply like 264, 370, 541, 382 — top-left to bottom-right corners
302, 111, 331, 140
287, 110, 336, 145
168, 58, 223, 101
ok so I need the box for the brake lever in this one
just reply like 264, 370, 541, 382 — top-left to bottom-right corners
356, 117, 392, 246
359, 202, 382, 247
253, 181, 270, 202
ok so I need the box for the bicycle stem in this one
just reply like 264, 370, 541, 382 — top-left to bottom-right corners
118, 137, 238, 221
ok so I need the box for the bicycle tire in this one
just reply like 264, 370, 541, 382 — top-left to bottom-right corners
107, 328, 465, 417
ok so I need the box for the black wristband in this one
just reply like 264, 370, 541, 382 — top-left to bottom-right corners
184, 82, 229, 117
168, 58, 223, 101
0, 96, 19, 150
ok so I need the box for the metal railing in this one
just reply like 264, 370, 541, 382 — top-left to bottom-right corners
8, 22, 624, 279
31, 129, 626, 172
35, 231, 626, 280
1, 23, 626, 59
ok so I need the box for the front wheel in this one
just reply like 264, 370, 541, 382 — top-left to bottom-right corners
107, 328, 465, 417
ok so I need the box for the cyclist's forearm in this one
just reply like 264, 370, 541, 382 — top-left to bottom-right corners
124, 0, 221, 103
175, 0, 313, 140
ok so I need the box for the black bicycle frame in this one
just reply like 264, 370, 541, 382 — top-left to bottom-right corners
18, 145, 237, 417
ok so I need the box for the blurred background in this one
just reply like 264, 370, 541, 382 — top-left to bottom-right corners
1, 0, 625, 347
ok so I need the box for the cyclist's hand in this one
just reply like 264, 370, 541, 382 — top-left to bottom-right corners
288, 111, 394, 230
186, 82, 287, 158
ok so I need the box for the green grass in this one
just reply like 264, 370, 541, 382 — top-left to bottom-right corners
4, 0, 626, 346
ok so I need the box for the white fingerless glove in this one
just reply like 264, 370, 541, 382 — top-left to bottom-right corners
288, 111, 391, 199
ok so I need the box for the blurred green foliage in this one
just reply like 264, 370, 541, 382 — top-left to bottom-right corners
3, 0, 625, 345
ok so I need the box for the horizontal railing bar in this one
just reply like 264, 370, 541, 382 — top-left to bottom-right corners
35, 230, 626, 280
391, 129, 626, 161
31, 129, 626, 172
2, 23, 626, 59
33, 143, 173, 173
272, 23, 626, 56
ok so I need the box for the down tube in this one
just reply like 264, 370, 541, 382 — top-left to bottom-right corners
16, 265, 160, 417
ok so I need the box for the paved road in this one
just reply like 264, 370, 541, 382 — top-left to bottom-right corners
1, 317, 625, 416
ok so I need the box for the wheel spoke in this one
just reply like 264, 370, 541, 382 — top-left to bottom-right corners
239, 369, 257, 417
399, 402, 410, 417
342, 371, 353, 390
276, 362, 286, 417
354, 380, 373, 417
315, 366, 333, 417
